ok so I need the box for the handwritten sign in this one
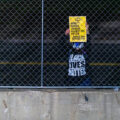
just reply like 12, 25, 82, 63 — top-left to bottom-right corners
69, 16, 87, 42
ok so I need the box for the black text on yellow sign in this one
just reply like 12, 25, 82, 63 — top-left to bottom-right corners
69, 16, 87, 42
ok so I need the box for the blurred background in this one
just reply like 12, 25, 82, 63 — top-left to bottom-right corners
0, 0, 119, 87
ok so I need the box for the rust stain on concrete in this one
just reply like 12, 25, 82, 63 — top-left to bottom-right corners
3, 100, 7, 108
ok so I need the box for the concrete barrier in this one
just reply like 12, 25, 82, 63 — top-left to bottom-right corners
0, 89, 120, 120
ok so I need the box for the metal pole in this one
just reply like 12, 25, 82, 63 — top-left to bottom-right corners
41, 0, 44, 87
0, 86, 120, 89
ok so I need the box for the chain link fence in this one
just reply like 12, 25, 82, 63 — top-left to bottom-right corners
0, 0, 120, 88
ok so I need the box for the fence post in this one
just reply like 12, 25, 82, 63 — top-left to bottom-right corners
41, 0, 44, 87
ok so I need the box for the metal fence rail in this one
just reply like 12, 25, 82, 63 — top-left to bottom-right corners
0, 0, 120, 88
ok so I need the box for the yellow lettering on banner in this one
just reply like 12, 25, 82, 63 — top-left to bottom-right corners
69, 16, 87, 42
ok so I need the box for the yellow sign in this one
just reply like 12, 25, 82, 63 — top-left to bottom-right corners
69, 16, 87, 42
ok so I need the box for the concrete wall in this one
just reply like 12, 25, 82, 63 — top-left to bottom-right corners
0, 89, 120, 120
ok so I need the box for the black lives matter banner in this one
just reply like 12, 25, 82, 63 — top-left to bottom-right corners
68, 54, 86, 76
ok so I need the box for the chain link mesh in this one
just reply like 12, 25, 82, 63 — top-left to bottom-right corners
0, 0, 120, 87
43, 0, 120, 87
0, 0, 41, 86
